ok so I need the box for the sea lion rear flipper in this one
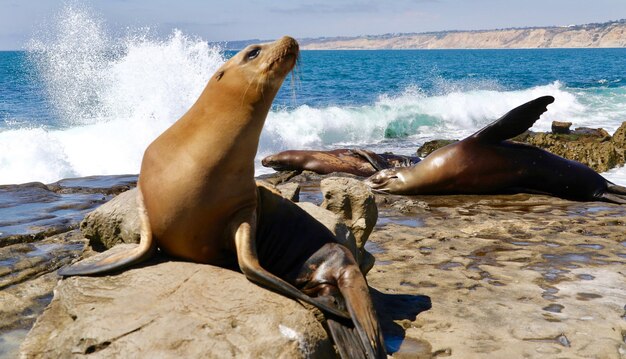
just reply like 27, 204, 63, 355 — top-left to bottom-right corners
301, 244, 386, 358
600, 193, 626, 204
607, 181, 626, 195
232, 212, 350, 319
58, 188, 156, 276
326, 315, 368, 358
597, 181, 626, 204
470, 96, 555, 143
352, 149, 390, 171
334, 265, 386, 359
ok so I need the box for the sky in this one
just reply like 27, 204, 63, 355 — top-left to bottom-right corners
1, 0, 625, 50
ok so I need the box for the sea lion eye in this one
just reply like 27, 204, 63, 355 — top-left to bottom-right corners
247, 48, 261, 60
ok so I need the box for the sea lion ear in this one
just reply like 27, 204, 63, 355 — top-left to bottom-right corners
215, 71, 225, 81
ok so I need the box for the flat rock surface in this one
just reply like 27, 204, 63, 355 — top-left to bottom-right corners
0, 175, 136, 247
367, 192, 626, 358
20, 261, 334, 359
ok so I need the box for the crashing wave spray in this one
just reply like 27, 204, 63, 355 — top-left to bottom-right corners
0, 4, 226, 184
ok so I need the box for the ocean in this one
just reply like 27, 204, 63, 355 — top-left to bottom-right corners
1, 5, 626, 186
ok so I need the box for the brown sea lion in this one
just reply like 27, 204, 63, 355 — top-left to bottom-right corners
262, 148, 421, 176
366, 96, 626, 204
58, 37, 385, 357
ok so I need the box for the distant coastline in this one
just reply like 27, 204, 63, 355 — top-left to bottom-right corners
221, 19, 626, 50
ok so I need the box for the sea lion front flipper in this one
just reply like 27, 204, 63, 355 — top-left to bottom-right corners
470, 96, 555, 143
232, 211, 350, 319
58, 188, 157, 276
351, 149, 391, 171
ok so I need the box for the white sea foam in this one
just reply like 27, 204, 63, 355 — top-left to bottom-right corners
602, 165, 626, 185
0, 4, 224, 185
259, 81, 584, 157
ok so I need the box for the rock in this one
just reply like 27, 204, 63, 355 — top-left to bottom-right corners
256, 170, 302, 186
521, 131, 620, 172
276, 182, 301, 202
368, 193, 626, 358
0, 231, 87, 358
19, 261, 334, 358
416, 139, 458, 158
572, 126, 611, 140
610, 121, 626, 164
551, 121, 572, 134
80, 189, 141, 251
611, 122, 626, 148
0, 231, 86, 291
0, 182, 108, 247
320, 177, 378, 274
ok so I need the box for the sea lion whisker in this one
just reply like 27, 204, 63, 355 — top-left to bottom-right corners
241, 79, 255, 107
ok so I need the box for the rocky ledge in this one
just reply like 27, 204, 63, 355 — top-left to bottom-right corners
2, 171, 625, 358
20, 260, 335, 358
16, 178, 379, 358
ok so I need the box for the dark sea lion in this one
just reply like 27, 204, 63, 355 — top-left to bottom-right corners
366, 96, 626, 204
58, 36, 385, 357
262, 148, 421, 176
256, 183, 385, 358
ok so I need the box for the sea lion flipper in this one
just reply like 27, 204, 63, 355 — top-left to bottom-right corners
335, 265, 386, 359
607, 181, 626, 195
58, 189, 156, 276
600, 192, 626, 204
471, 96, 555, 143
298, 244, 385, 358
352, 149, 390, 171
600, 182, 626, 204
232, 213, 350, 319
57, 242, 156, 276
326, 318, 368, 358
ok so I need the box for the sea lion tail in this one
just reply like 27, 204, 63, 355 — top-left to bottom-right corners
58, 188, 157, 276
331, 265, 386, 359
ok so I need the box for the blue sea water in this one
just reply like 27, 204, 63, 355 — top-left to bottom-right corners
1, 5, 626, 185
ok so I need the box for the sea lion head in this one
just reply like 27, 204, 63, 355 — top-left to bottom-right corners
261, 150, 303, 171
364, 168, 405, 193
212, 36, 299, 105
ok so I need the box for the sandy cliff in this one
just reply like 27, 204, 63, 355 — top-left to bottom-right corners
300, 20, 626, 49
